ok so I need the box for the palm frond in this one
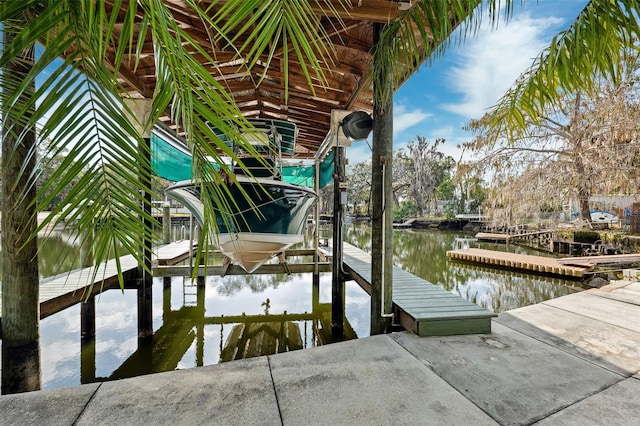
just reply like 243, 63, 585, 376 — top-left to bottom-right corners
486, 0, 640, 140
206, 0, 339, 100
372, 0, 497, 104
3, 0, 344, 286
2, 1, 158, 288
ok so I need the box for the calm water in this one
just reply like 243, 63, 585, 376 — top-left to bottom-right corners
2, 224, 583, 390
344, 225, 582, 312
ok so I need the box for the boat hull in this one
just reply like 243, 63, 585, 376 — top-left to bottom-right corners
166, 176, 316, 272
218, 232, 303, 273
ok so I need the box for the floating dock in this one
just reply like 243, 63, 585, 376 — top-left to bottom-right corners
342, 242, 496, 336
0, 241, 195, 338
446, 248, 591, 278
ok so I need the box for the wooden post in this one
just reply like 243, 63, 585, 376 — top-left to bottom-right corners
126, 98, 154, 341
137, 133, 154, 341
162, 201, 171, 244
370, 23, 394, 335
196, 276, 205, 367
1, 31, 42, 394
80, 297, 96, 384
313, 150, 321, 311
80, 297, 96, 341
162, 276, 172, 320
331, 146, 346, 335
140, 133, 153, 295
312, 272, 320, 310
137, 278, 153, 342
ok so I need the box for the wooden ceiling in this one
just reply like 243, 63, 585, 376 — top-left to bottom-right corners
104, 1, 428, 158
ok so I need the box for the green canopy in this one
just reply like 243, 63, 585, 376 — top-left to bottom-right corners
281, 151, 334, 188
151, 133, 192, 182
151, 128, 334, 188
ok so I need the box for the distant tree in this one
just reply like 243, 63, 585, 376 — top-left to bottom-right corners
346, 160, 372, 216
393, 200, 417, 221
464, 49, 640, 222
405, 137, 454, 216
35, 142, 83, 211
438, 167, 486, 219
391, 149, 413, 206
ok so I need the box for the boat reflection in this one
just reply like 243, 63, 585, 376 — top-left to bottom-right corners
79, 273, 360, 385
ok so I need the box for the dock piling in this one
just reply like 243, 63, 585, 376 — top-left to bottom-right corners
331, 145, 346, 335
162, 201, 171, 244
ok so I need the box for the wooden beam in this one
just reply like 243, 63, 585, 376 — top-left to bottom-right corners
309, 0, 403, 23
152, 262, 332, 277
197, 0, 403, 23
105, 52, 154, 98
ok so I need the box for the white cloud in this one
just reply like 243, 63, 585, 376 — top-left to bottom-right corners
393, 103, 431, 136
442, 12, 563, 119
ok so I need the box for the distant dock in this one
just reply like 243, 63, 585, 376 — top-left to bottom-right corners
446, 248, 591, 278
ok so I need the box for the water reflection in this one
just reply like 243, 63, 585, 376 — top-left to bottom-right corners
344, 225, 583, 313
19, 271, 369, 390
0, 233, 83, 279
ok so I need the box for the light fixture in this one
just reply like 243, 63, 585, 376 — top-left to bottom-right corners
341, 111, 373, 141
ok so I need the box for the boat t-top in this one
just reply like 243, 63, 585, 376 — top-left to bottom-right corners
165, 118, 317, 273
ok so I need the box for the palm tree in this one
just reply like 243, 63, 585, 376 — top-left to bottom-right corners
2, 0, 639, 393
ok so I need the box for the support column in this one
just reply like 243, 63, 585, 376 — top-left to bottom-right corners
1, 32, 41, 394
138, 132, 153, 341
331, 146, 346, 335
370, 23, 394, 335
196, 276, 205, 367
137, 279, 153, 342
80, 298, 96, 342
162, 201, 171, 244
312, 273, 320, 311
126, 98, 154, 342
162, 276, 172, 320
80, 298, 96, 384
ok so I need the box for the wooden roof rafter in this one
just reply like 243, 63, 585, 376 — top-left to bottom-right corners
102, 0, 464, 157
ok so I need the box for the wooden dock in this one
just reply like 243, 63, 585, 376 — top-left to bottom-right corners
557, 253, 640, 267
341, 242, 496, 336
0, 241, 195, 337
446, 248, 591, 278
475, 232, 511, 242
476, 229, 557, 244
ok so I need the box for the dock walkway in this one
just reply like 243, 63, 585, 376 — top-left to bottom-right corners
342, 242, 496, 336
0, 241, 194, 335
2, 280, 639, 425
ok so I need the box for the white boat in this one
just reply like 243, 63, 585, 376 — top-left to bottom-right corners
589, 210, 618, 224
166, 119, 317, 273
571, 209, 619, 224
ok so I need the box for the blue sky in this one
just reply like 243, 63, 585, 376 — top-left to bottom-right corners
346, 0, 590, 164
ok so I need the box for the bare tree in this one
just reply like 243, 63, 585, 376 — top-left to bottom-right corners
405, 137, 453, 216
346, 161, 372, 216
464, 50, 640, 224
